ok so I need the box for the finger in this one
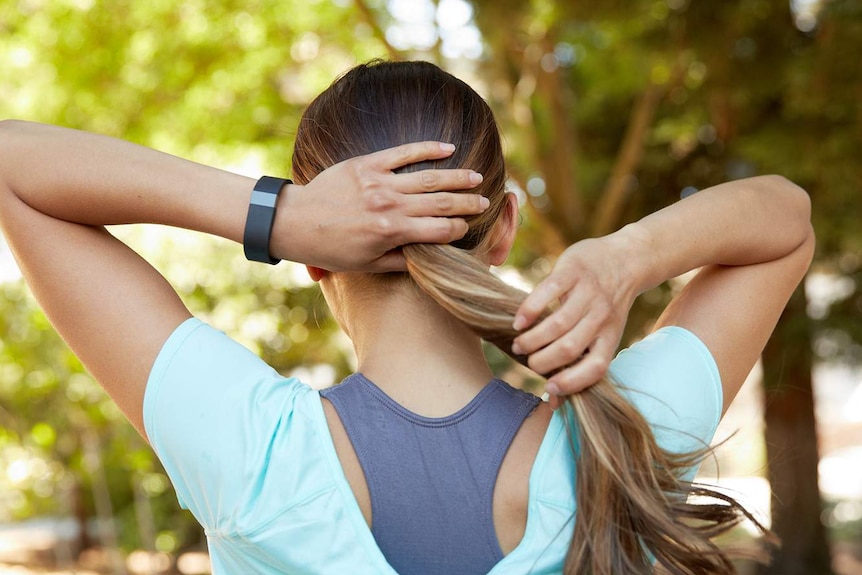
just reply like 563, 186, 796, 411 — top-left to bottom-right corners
512, 287, 591, 356
547, 336, 615, 394
404, 191, 489, 218
367, 249, 408, 273
368, 141, 457, 171
526, 310, 604, 375
393, 169, 482, 194
514, 275, 573, 331
393, 216, 470, 246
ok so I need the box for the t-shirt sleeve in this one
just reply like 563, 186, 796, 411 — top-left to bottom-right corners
143, 317, 309, 531
607, 325, 723, 471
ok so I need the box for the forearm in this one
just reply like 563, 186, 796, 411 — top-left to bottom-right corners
0, 123, 483, 436
0, 120, 253, 244
0, 121, 486, 273
617, 175, 812, 294
513, 175, 812, 394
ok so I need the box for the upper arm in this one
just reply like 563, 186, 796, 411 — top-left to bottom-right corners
653, 225, 815, 416
0, 187, 190, 437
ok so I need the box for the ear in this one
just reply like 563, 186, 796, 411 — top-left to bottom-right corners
486, 192, 519, 266
306, 265, 328, 282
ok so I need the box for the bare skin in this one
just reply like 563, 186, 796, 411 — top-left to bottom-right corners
0, 120, 488, 437
316, 176, 812, 553
512, 175, 814, 417
0, 120, 813, 557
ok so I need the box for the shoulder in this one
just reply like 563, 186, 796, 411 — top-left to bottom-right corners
610, 325, 720, 381
144, 318, 312, 444
144, 318, 334, 529
608, 325, 723, 454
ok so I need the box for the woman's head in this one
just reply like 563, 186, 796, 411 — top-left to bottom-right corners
292, 60, 508, 255
292, 60, 764, 574
292, 60, 525, 350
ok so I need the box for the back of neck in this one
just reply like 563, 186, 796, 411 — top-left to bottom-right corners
347, 288, 494, 417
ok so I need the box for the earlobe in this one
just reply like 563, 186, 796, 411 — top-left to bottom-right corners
487, 192, 519, 266
306, 265, 328, 282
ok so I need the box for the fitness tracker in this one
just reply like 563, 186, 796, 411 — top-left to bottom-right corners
243, 176, 292, 264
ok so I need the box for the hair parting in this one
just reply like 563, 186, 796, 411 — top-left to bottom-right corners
292, 59, 774, 574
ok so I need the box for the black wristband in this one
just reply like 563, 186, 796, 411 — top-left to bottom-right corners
243, 176, 291, 265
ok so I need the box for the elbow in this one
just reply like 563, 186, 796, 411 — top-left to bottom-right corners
793, 223, 816, 279
802, 222, 816, 260
0, 121, 35, 203
0, 121, 20, 192
0, 119, 25, 138
0, 119, 34, 147
0, 119, 26, 167
753, 175, 812, 250
0, 120, 36, 189
761, 174, 812, 223
0, 120, 15, 192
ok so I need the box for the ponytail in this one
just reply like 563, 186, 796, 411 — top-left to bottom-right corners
292, 58, 771, 574
404, 242, 770, 575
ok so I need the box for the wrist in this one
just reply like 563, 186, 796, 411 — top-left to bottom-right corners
610, 222, 659, 296
268, 182, 320, 267
243, 177, 292, 265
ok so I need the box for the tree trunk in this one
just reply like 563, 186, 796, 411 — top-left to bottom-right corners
73, 476, 93, 556
757, 284, 833, 575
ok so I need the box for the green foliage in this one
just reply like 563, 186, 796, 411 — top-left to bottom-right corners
0, 0, 391, 551
0, 0, 859, 565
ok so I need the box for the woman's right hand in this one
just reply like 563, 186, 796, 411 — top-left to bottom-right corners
275, 141, 489, 273
511, 231, 644, 399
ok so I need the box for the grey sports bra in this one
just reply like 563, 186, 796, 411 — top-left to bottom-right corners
320, 373, 540, 575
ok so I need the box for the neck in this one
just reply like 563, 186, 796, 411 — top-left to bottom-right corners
344, 284, 494, 417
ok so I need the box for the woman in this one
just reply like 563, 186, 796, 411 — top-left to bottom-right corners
0, 61, 813, 574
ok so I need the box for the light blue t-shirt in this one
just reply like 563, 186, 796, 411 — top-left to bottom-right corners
143, 319, 722, 575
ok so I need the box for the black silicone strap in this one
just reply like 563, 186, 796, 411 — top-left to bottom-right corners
243, 176, 291, 264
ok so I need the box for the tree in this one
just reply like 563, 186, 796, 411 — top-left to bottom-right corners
1, 0, 860, 571
463, 0, 861, 572
0, 0, 390, 555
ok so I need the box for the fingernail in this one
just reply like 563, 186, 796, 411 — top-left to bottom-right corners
440, 143, 456, 152
512, 315, 527, 331
479, 196, 490, 209
511, 341, 523, 355
546, 382, 561, 395
470, 172, 484, 185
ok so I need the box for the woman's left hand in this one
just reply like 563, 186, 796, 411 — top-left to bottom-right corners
511, 233, 642, 403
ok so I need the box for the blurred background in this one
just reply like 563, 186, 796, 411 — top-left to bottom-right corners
0, 0, 860, 573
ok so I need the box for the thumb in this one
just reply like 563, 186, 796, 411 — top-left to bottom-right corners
369, 249, 408, 273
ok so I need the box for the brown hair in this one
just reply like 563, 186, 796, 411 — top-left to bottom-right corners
292, 60, 767, 574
